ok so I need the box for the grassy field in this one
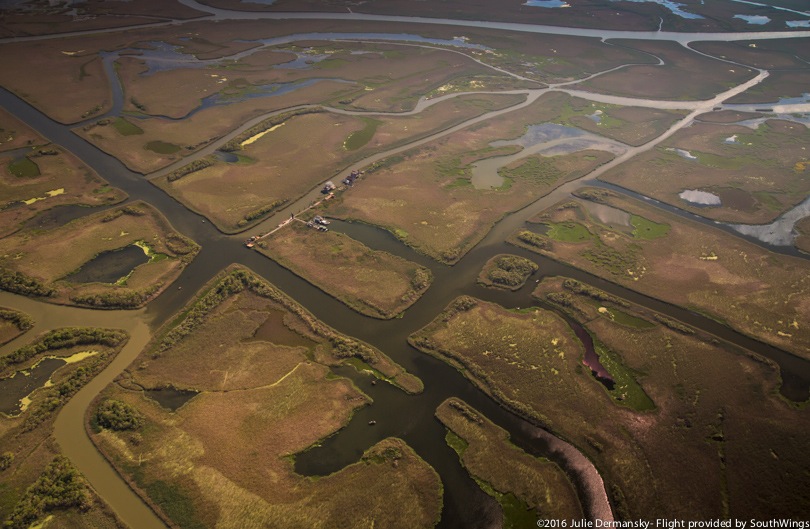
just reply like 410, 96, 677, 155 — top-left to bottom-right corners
78, 36, 527, 173
555, 100, 687, 147
326, 92, 624, 263
410, 295, 810, 519
576, 39, 756, 101
155, 93, 523, 232
0, 201, 198, 308
436, 398, 582, 523
257, 221, 432, 319
0, 37, 112, 124
91, 267, 438, 528
599, 119, 810, 223
510, 188, 810, 360
0, 328, 129, 529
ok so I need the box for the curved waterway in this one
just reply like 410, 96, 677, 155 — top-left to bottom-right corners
2, 7, 810, 528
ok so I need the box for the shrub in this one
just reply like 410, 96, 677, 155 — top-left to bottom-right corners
0, 309, 34, 331
0, 268, 54, 297
0, 452, 13, 471
562, 279, 629, 307
515, 231, 551, 250
5, 456, 91, 529
96, 399, 143, 431
165, 158, 214, 182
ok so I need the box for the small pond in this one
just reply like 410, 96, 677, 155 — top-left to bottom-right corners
471, 124, 626, 189
728, 195, 810, 247
0, 351, 98, 416
524, 0, 570, 7
250, 309, 317, 349
679, 189, 721, 206
64, 245, 149, 284
580, 200, 632, 230
145, 387, 199, 412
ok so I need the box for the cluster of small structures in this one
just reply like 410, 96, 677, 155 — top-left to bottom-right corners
306, 215, 330, 232
243, 170, 364, 248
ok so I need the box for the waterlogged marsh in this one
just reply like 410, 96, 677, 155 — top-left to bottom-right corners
2, 4, 810, 526
0, 202, 198, 308
0, 351, 98, 415
600, 119, 810, 224
515, 189, 810, 360
410, 293, 810, 519
93, 269, 439, 528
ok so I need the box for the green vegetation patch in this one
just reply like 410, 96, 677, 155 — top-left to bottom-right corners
0, 308, 34, 332
112, 117, 144, 136
145, 480, 204, 529
545, 221, 592, 243
95, 399, 144, 431
344, 117, 381, 151
630, 214, 670, 239
144, 141, 181, 154
259, 223, 432, 320
499, 156, 562, 186
4, 456, 91, 529
8, 157, 40, 178
591, 335, 655, 411
600, 307, 656, 330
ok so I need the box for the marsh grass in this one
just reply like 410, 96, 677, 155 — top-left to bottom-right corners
92, 267, 438, 528
517, 190, 810, 358
437, 398, 582, 521
7, 157, 39, 177
0, 201, 198, 308
259, 222, 432, 320
478, 254, 538, 290
112, 118, 143, 136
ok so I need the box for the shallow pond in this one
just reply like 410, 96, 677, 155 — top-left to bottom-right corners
250, 309, 317, 348
580, 200, 632, 230
471, 124, 626, 189
611, 0, 703, 19
679, 188, 721, 206
728, 194, 810, 246
0, 357, 65, 415
145, 387, 199, 412
64, 244, 149, 284
0, 351, 98, 416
